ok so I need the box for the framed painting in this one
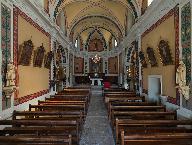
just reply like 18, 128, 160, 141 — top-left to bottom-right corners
18, 39, 34, 66
146, 47, 158, 67
33, 44, 45, 67
44, 51, 53, 69
139, 51, 147, 68
158, 40, 173, 65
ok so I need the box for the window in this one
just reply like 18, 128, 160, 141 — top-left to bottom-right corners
115, 39, 118, 47
148, 0, 154, 6
75, 39, 78, 48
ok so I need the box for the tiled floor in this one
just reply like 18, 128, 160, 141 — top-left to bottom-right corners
80, 89, 115, 145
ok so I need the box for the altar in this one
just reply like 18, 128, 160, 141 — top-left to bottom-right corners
90, 78, 103, 86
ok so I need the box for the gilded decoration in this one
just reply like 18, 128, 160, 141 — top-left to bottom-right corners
139, 51, 147, 68
18, 39, 34, 66
44, 51, 53, 69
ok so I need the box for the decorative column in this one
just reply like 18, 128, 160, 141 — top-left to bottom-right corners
0, 1, 14, 117
180, 2, 192, 108
136, 29, 142, 95
50, 33, 57, 94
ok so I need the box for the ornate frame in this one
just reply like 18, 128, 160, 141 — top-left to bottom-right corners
33, 44, 45, 67
158, 40, 173, 65
139, 51, 147, 68
18, 39, 34, 66
146, 47, 158, 67
44, 51, 53, 69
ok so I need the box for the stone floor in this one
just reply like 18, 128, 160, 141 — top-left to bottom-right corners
79, 89, 115, 145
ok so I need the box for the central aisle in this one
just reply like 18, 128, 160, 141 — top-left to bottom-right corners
80, 88, 115, 145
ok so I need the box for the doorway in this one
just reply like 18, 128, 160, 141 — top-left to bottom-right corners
148, 75, 162, 104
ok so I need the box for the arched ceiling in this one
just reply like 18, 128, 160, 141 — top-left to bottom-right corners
52, 0, 143, 44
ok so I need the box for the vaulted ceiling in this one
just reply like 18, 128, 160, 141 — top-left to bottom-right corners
51, 0, 143, 44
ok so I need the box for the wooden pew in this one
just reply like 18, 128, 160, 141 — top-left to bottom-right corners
12, 110, 84, 125
109, 105, 166, 120
120, 131, 192, 145
0, 135, 72, 145
103, 90, 134, 96
50, 94, 89, 103
38, 100, 88, 112
29, 104, 86, 116
120, 126, 192, 134
105, 96, 144, 107
111, 111, 177, 126
105, 93, 139, 103
108, 101, 157, 114
0, 120, 79, 144
115, 119, 192, 144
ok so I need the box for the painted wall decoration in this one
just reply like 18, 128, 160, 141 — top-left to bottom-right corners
181, 2, 191, 85
141, 6, 179, 105
108, 56, 118, 74
158, 40, 173, 66
74, 56, 84, 74
18, 39, 34, 66
126, 47, 132, 62
181, 2, 192, 110
60, 47, 66, 64
85, 29, 107, 51
146, 47, 158, 67
1, 4, 11, 88
132, 41, 140, 92
33, 44, 45, 67
1, 4, 12, 110
13, 6, 51, 105
88, 38, 104, 52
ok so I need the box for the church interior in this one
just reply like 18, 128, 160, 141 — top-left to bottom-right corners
0, 0, 192, 144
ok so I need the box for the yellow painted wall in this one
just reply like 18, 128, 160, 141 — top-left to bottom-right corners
142, 15, 176, 98
18, 15, 50, 98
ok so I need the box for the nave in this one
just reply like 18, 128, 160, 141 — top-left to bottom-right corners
0, 86, 192, 145
80, 88, 115, 145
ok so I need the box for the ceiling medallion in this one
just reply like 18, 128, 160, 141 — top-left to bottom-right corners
92, 54, 101, 63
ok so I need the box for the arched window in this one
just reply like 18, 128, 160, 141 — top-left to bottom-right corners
75, 39, 78, 48
115, 39, 118, 47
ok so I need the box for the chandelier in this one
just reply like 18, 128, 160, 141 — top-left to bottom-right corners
92, 54, 101, 63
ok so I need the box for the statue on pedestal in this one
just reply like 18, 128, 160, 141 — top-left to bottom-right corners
6, 63, 16, 86
176, 60, 190, 100
3, 63, 18, 98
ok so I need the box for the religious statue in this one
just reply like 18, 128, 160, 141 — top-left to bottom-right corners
3, 62, 18, 98
6, 63, 16, 86
176, 60, 190, 100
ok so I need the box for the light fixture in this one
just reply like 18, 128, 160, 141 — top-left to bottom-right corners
92, 54, 101, 63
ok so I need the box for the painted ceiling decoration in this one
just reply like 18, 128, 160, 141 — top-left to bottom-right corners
53, 0, 139, 20
52, 0, 141, 49
71, 16, 123, 42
